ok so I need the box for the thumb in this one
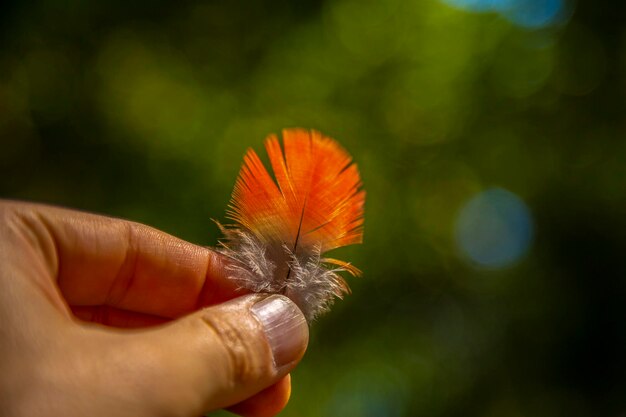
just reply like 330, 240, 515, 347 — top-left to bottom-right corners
95, 294, 309, 416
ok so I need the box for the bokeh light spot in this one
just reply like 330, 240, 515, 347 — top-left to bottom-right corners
455, 188, 533, 268
325, 366, 407, 417
506, 0, 563, 28
442, 0, 566, 29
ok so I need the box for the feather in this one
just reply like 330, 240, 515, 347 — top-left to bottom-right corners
217, 128, 365, 321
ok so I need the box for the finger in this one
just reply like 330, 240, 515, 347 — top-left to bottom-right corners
71, 305, 169, 328
81, 294, 308, 416
227, 375, 292, 417
4, 201, 244, 318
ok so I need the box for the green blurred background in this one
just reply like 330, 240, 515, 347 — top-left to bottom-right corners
1, 0, 626, 415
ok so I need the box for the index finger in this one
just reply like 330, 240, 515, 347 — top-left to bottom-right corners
7, 201, 244, 318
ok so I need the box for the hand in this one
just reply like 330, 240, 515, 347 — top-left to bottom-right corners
0, 201, 309, 417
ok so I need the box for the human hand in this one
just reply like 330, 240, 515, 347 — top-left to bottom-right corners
0, 201, 309, 417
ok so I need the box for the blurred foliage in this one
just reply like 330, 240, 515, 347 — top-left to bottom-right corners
2, 0, 626, 416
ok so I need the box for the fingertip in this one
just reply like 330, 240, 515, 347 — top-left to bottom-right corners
227, 375, 292, 417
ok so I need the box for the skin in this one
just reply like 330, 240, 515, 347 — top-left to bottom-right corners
0, 200, 308, 417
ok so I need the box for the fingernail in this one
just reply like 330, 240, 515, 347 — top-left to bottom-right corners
251, 295, 309, 369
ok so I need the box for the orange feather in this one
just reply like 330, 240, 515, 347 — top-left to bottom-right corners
219, 128, 365, 320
